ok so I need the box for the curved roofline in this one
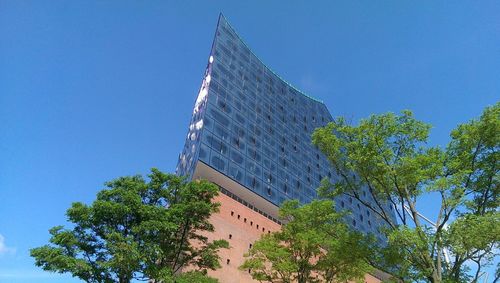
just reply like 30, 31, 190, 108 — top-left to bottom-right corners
219, 13, 325, 104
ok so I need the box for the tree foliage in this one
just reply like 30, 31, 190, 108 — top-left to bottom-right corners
312, 102, 500, 282
30, 169, 228, 283
240, 199, 372, 283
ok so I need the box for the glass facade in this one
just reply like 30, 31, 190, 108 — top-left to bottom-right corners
177, 14, 395, 242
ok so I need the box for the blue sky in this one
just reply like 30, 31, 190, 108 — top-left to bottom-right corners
1, 1, 499, 282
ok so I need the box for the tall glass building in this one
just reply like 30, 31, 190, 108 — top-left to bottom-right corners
176, 14, 394, 283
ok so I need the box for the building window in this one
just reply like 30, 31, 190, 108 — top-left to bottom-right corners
231, 211, 234, 216
229, 234, 232, 239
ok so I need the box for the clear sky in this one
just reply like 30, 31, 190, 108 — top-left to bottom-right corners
1, 1, 499, 282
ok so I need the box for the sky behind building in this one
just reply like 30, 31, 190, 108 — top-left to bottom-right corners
1, 1, 499, 282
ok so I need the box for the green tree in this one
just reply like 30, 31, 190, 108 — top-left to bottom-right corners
312, 103, 500, 282
30, 169, 228, 283
240, 199, 372, 283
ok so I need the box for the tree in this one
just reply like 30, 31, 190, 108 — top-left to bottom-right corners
30, 169, 228, 283
240, 199, 373, 283
311, 102, 500, 282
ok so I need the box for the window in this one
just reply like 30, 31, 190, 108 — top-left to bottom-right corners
229, 234, 232, 239
231, 211, 234, 216
211, 155, 226, 171
267, 174, 272, 183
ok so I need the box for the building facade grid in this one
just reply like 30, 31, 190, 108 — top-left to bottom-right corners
177, 14, 395, 241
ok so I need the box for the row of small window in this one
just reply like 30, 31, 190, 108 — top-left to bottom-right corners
219, 186, 282, 224
229, 211, 271, 234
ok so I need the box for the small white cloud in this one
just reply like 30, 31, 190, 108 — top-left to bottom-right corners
0, 234, 16, 256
